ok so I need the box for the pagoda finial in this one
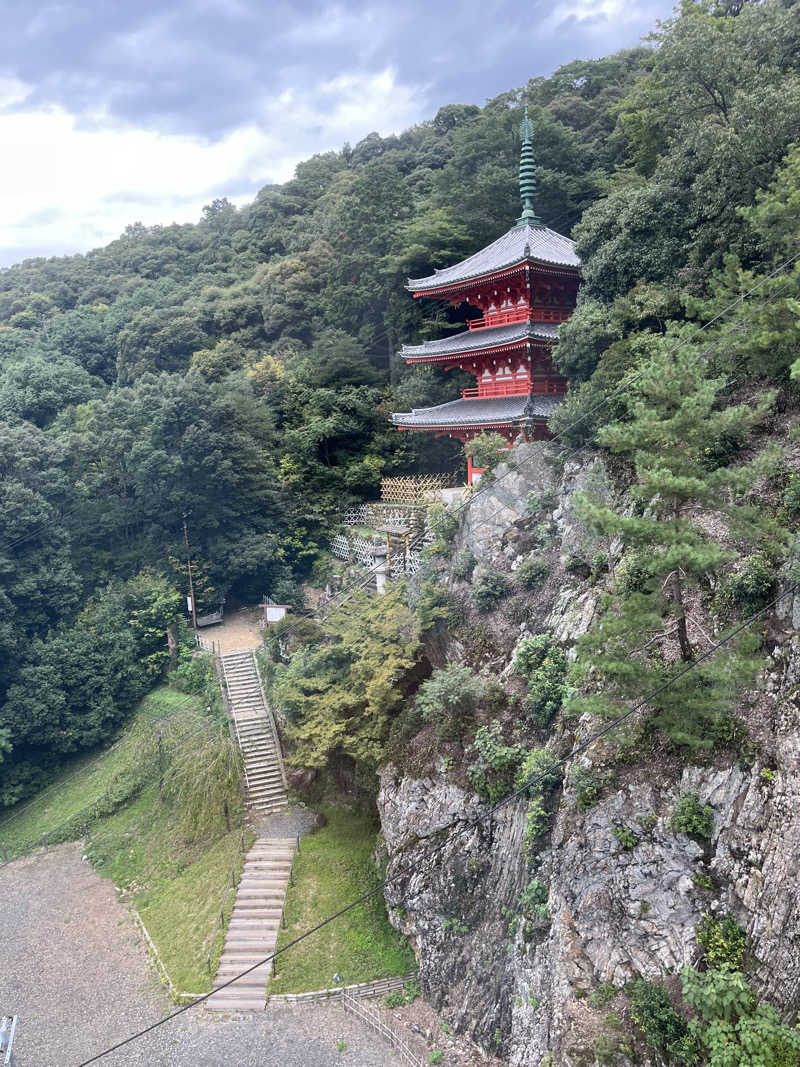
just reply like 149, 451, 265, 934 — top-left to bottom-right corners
515, 105, 543, 229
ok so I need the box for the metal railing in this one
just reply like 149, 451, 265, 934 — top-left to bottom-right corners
250, 652, 289, 795
271, 972, 416, 1004
270, 834, 299, 981
1, 1016, 17, 1066
343, 991, 425, 1066
205, 829, 248, 976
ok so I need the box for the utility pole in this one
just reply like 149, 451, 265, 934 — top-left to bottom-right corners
183, 512, 198, 632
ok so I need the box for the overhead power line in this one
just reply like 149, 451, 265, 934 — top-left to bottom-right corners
76, 574, 799, 1066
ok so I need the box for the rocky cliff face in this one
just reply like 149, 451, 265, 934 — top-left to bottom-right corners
377, 443, 800, 1065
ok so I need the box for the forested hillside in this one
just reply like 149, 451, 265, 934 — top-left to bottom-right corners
1, 0, 799, 811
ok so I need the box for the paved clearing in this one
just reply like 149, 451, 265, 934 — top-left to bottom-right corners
0, 843, 401, 1067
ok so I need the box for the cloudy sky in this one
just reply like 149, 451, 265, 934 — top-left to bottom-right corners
0, 0, 673, 268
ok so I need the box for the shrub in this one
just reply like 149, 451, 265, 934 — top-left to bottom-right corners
452, 548, 476, 581
516, 747, 563, 849
467, 431, 510, 471
615, 551, 652, 594
512, 633, 567, 727
716, 553, 776, 616
590, 553, 609, 582
590, 982, 617, 1009
441, 918, 468, 937
426, 503, 459, 553
526, 489, 557, 515
612, 822, 638, 850
515, 554, 549, 590
670, 792, 714, 838
570, 765, 612, 810
519, 878, 549, 921
467, 721, 526, 801
564, 554, 591, 579
682, 966, 800, 1067
404, 979, 420, 1003
784, 473, 800, 514
429, 1051, 444, 1065
472, 569, 510, 611
414, 664, 484, 739
629, 978, 697, 1065
416, 581, 459, 632
697, 914, 746, 970
168, 645, 216, 696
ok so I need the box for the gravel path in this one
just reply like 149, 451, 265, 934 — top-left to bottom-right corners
96, 1002, 403, 1067
0, 843, 165, 1067
0, 843, 402, 1067
254, 803, 317, 839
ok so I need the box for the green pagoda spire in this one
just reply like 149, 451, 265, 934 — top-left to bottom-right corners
515, 105, 543, 229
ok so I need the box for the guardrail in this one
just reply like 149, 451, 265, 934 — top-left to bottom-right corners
270, 972, 417, 1005
1, 1015, 18, 1066
204, 829, 248, 976
342, 990, 425, 1066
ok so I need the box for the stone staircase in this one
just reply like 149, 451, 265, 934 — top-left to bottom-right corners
221, 649, 288, 813
207, 836, 296, 1012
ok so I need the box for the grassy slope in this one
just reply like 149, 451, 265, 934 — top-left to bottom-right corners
0, 686, 249, 994
269, 804, 414, 994
88, 785, 252, 992
0, 687, 192, 858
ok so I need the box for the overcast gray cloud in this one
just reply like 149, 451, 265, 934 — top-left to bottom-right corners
0, 0, 672, 266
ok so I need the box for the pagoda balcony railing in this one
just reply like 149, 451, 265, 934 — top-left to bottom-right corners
466, 306, 572, 331
460, 380, 567, 399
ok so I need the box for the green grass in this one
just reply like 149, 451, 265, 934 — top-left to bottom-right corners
269, 804, 414, 994
0, 684, 250, 995
0, 687, 196, 859
87, 783, 253, 992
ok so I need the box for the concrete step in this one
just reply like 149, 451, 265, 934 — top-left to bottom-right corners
206, 996, 266, 1012
214, 968, 270, 985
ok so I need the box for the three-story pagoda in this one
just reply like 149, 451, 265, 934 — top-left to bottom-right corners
391, 109, 581, 483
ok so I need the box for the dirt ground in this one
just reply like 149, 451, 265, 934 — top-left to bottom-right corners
0, 843, 404, 1067
199, 605, 263, 652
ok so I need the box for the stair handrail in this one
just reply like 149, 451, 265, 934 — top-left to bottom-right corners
250, 650, 289, 794
220, 654, 252, 796
205, 829, 247, 975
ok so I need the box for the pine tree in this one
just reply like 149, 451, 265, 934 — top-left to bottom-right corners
570, 341, 786, 750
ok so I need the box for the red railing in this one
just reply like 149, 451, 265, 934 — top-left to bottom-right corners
467, 307, 529, 331
461, 380, 567, 399
466, 306, 572, 331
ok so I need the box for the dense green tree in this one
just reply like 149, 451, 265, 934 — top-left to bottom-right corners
0, 354, 102, 426
273, 585, 422, 773
569, 341, 787, 749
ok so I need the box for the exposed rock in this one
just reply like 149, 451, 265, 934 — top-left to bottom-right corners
378, 444, 800, 1064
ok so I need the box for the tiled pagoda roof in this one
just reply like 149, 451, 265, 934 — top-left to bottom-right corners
408, 224, 579, 293
391, 394, 563, 429
401, 321, 559, 361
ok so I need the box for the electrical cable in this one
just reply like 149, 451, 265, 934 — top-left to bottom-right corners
4, 251, 796, 850
75, 573, 799, 1066
0, 691, 230, 843
1, 246, 796, 566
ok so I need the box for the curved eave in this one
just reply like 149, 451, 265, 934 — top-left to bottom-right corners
390, 394, 563, 430
407, 224, 581, 298
400, 321, 559, 364
409, 259, 580, 300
